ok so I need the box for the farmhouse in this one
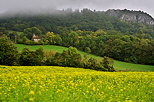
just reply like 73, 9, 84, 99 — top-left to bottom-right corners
32, 34, 40, 42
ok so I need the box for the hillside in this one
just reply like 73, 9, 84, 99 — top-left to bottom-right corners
0, 9, 154, 66
0, 9, 154, 38
15, 44, 154, 72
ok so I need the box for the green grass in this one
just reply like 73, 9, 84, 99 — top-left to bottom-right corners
114, 60, 154, 71
15, 44, 154, 72
0, 66, 153, 102
16, 44, 67, 53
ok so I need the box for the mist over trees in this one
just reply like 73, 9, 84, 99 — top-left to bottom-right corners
0, 9, 154, 38
0, 9, 154, 65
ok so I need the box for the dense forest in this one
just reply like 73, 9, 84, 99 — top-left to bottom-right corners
0, 9, 154, 65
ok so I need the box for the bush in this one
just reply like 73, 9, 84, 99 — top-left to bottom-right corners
0, 36, 19, 65
46, 47, 115, 71
101, 57, 115, 72
48, 47, 83, 67
19, 47, 44, 66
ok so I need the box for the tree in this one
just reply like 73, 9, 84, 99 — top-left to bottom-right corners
22, 36, 31, 44
19, 47, 34, 66
0, 27, 7, 36
34, 47, 45, 65
8, 32, 18, 43
43, 32, 62, 45
52, 47, 83, 67
66, 31, 79, 47
46, 47, 83, 67
95, 29, 107, 36
19, 47, 44, 66
87, 57, 108, 71
0, 36, 19, 65
24, 27, 42, 39
102, 56, 115, 72
85, 47, 91, 53
12, 24, 27, 31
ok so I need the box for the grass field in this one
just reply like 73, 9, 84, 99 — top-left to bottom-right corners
16, 44, 68, 53
15, 44, 154, 72
0, 66, 153, 102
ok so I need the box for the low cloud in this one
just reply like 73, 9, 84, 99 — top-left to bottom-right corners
0, 0, 153, 17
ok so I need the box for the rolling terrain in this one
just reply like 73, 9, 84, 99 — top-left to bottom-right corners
0, 6, 154, 102
1, 9, 154, 66
15, 44, 154, 71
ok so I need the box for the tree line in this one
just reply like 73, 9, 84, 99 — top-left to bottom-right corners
0, 36, 115, 72
1, 27, 154, 65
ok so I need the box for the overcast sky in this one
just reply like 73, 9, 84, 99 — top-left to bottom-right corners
0, 0, 153, 17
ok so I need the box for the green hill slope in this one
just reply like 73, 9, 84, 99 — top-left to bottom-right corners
16, 44, 67, 53
15, 44, 154, 71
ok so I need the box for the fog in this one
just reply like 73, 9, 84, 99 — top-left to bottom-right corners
0, 0, 153, 17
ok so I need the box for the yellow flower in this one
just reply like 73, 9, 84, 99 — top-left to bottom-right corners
93, 87, 96, 91
29, 97, 35, 102
125, 100, 132, 102
120, 89, 123, 91
29, 90, 35, 95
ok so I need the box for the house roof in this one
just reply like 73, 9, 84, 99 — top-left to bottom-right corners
32, 34, 40, 39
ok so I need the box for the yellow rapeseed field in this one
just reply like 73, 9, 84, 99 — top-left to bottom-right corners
0, 66, 154, 102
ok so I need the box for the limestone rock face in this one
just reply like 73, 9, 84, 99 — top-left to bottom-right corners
106, 9, 154, 25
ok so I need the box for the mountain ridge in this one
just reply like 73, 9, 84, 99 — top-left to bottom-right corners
105, 9, 154, 25
0, 8, 154, 26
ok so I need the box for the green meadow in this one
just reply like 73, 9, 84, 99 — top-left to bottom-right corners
15, 44, 154, 71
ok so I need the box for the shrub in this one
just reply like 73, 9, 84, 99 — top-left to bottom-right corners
0, 36, 19, 65
19, 47, 45, 66
46, 47, 115, 71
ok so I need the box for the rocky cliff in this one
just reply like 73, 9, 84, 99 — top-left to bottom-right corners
106, 9, 154, 25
